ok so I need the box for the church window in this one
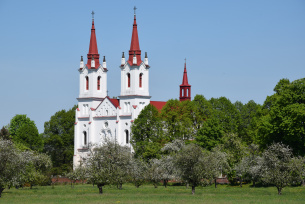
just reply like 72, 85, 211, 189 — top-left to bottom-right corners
83, 131, 87, 146
86, 76, 89, 90
97, 76, 101, 90
127, 73, 131, 88
139, 73, 143, 88
125, 130, 129, 144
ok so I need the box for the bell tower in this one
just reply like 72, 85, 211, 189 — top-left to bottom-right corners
179, 61, 191, 101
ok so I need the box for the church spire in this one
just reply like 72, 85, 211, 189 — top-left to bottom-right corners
128, 6, 142, 66
179, 60, 191, 101
87, 11, 100, 69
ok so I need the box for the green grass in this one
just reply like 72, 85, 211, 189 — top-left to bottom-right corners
1, 183, 305, 204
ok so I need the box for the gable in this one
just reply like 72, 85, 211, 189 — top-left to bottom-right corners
94, 97, 118, 117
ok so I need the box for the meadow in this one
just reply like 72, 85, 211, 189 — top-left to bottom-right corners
1, 183, 305, 204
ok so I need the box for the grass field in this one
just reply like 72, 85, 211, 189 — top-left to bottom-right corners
1, 183, 305, 204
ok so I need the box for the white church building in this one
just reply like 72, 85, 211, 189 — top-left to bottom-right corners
73, 11, 191, 167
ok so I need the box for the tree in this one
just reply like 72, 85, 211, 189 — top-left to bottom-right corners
22, 152, 52, 188
208, 147, 229, 188
195, 117, 224, 150
129, 157, 148, 188
209, 97, 241, 134
290, 156, 305, 186
258, 78, 305, 156
0, 139, 27, 198
235, 100, 261, 145
43, 106, 76, 174
192, 95, 214, 132
131, 104, 164, 160
261, 143, 294, 195
9, 115, 43, 151
146, 159, 163, 188
85, 141, 132, 194
175, 143, 209, 194
0, 127, 10, 140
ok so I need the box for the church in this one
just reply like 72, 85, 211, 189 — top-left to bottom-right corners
73, 10, 191, 167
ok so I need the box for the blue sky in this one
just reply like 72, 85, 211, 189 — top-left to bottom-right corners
0, 0, 304, 133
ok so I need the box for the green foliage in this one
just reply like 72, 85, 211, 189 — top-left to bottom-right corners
0, 127, 10, 140
235, 100, 261, 144
258, 78, 305, 156
131, 104, 164, 160
43, 105, 76, 175
9, 115, 43, 152
195, 117, 224, 150
209, 97, 241, 134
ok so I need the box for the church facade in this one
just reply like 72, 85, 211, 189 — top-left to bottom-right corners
73, 12, 191, 167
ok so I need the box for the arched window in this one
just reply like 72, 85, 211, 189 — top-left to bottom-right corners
139, 73, 143, 88
83, 131, 87, 146
86, 76, 89, 90
127, 73, 131, 88
97, 76, 101, 90
125, 130, 129, 144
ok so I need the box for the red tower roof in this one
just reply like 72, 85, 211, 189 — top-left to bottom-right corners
180, 62, 190, 86
128, 14, 142, 66
86, 18, 100, 69
179, 62, 191, 101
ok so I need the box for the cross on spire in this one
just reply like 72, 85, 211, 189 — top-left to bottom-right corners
134, 6, 137, 15
91, 11, 95, 20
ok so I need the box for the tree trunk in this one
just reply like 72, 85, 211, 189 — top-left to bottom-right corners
186, 183, 189, 189
163, 179, 168, 188
30, 184, 33, 189
192, 186, 195, 195
240, 177, 242, 187
153, 183, 158, 188
118, 183, 122, 190
97, 184, 103, 194
0, 188, 4, 198
277, 187, 282, 195
253, 180, 256, 188
215, 179, 217, 188
302, 179, 305, 186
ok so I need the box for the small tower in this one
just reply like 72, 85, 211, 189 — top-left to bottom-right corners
179, 61, 191, 101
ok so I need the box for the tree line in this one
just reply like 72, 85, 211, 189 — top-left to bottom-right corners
0, 77, 304, 196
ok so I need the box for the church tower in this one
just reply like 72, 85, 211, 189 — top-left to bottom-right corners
179, 62, 191, 101
118, 8, 151, 146
74, 12, 109, 167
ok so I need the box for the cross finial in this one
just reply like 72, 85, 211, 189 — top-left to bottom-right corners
134, 6, 137, 16
91, 11, 95, 20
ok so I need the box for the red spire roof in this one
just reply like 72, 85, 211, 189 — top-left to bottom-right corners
128, 14, 142, 66
86, 19, 100, 69
180, 62, 190, 86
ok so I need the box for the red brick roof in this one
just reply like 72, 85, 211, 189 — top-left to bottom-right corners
150, 101, 167, 112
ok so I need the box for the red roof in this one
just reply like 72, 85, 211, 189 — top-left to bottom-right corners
128, 14, 142, 66
86, 19, 100, 69
180, 62, 190, 86
108, 97, 120, 108
150, 101, 167, 112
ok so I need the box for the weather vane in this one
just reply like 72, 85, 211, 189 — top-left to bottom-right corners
91, 11, 95, 20
134, 6, 137, 15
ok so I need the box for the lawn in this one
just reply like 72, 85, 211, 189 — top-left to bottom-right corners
1, 183, 305, 204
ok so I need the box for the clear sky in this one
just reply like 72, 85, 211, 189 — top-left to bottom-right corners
0, 0, 304, 133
